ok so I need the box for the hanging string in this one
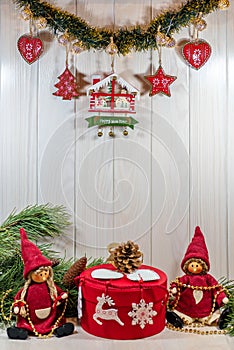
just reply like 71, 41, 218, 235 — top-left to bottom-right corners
189, 12, 203, 41
158, 44, 162, 66
112, 0, 116, 73
29, 15, 34, 37
111, 55, 115, 73
105, 36, 118, 72
65, 44, 69, 67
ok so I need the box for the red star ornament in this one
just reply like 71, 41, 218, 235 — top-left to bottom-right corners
145, 66, 177, 97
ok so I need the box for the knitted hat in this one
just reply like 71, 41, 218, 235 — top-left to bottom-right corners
181, 226, 210, 272
20, 228, 52, 279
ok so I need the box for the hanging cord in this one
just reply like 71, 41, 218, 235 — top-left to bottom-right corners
29, 17, 33, 36
112, 0, 116, 72
106, 0, 117, 73
105, 36, 118, 73
158, 44, 162, 66
189, 12, 203, 41
65, 43, 69, 67
156, 25, 163, 66
111, 49, 115, 73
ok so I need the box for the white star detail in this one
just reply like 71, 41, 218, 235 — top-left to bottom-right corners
128, 299, 157, 329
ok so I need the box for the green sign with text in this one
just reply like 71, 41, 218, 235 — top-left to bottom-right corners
86, 116, 139, 129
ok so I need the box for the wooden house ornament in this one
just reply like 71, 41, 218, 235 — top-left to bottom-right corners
87, 73, 140, 113
86, 73, 140, 136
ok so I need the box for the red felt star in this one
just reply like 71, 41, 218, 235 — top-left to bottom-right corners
144, 65, 177, 97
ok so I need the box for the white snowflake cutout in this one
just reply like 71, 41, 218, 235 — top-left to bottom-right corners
128, 299, 157, 329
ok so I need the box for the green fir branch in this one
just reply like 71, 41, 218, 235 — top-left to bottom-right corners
219, 277, 234, 335
0, 204, 70, 237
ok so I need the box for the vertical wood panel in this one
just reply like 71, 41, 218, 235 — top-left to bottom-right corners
189, 10, 228, 278
151, 1, 190, 281
38, 0, 77, 256
74, 0, 115, 260
0, 1, 38, 221
112, 0, 152, 264
227, 4, 234, 279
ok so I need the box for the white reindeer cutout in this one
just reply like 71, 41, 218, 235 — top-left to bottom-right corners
93, 293, 124, 326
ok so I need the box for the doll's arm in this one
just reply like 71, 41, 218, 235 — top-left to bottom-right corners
56, 285, 68, 299
170, 275, 189, 294
53, 285, 68, 306
207, 274, 229, 306
13, 289, 26, 315
13, 300, 26, 315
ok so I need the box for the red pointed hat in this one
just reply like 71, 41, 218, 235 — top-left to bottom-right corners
181, 226, 210, 271
20, 228, 52, 278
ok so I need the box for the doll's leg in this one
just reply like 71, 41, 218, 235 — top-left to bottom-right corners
218, 307, 231, 329
54, 322, 74, 338
199, 310, 220, 326
173, 310, 194, 324
7, 327, 28, 340
166, 310, 184, 328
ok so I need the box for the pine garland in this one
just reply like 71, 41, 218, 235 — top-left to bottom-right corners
13, 0, 227, 55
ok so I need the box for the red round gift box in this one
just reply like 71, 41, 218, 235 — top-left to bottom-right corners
75, 264, 168, 340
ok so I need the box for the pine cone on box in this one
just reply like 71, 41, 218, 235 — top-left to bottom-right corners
113, 240, 143, 274
62, 256, 87, 288
106, 242, 119, 263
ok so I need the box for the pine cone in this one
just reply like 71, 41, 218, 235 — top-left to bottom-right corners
51, 258, 60, 267
62, 256, 87, 288
113, 241, 143, 274
106, 242, 119, 263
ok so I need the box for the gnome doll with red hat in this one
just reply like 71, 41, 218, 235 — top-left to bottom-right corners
166, 226, 230, 330
7, 228, 74, 340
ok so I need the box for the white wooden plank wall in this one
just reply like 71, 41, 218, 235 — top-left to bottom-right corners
0, 0, 233, 282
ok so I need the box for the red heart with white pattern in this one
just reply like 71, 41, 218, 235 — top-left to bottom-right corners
182, 40, 212, 70
17, 35, 43, 64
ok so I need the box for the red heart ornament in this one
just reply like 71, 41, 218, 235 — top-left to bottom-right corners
17, 35, 43, 64
182, 40, 212, 70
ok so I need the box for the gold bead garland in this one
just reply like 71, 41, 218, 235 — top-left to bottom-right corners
25, 298, 68, 338
0, 289, 14, 322
173, 277, 224, 291
166, 322, 227, 335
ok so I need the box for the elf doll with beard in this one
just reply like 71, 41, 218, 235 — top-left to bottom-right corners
166, 226, 230, 330
7, 228, 74, 339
